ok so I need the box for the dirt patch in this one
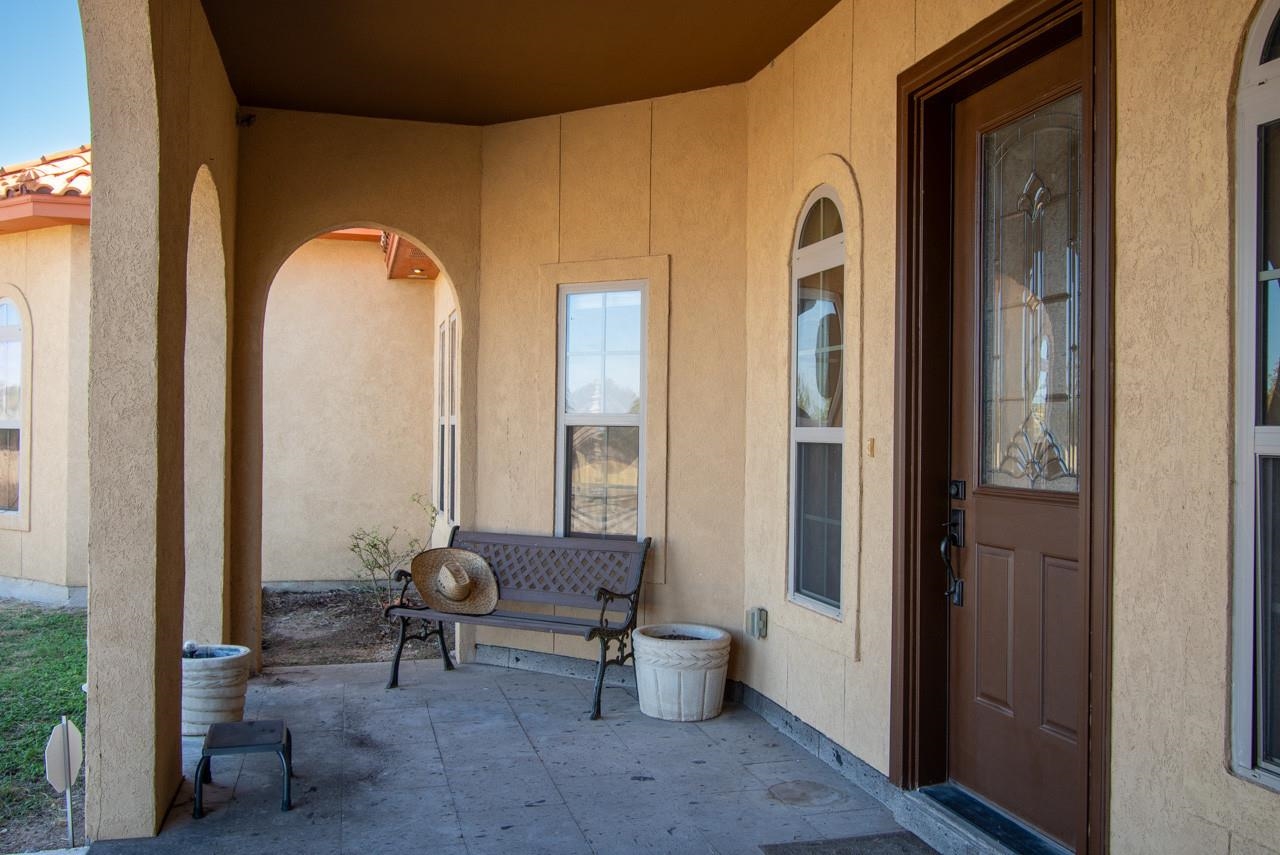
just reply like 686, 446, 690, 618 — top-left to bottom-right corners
262, 588, 451, 667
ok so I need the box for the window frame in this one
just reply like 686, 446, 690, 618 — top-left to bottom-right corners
553, 280, 647, 540
0, 285, 32, 532
436, 311, 459, 525
1234, 0, 1280, 793
788, 187, 847, 619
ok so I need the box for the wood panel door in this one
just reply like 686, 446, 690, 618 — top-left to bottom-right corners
947, 38, 1088, 849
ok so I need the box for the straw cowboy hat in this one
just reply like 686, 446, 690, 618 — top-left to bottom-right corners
411, 548, 498, 615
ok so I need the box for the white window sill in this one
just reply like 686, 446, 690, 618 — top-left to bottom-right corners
1231, 762, 1280, 796
788, 592, 843, 622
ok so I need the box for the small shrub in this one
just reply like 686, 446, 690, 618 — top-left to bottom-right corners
350, 493, 438, 613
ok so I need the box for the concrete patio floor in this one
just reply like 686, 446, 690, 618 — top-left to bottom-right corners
88, 659, 928, 855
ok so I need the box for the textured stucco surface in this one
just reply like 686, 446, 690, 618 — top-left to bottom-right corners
230, 107, 480, 661
79, 0, 1280, 847
472, 88, 746, 664
82, 0, 240, 839
182, 165, 229, 643
1109, 0, 1280, 850
0, 226, 86, 588
261, 238, 434, 582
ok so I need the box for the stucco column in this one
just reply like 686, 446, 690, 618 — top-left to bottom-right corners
227, 289, 267, 662
81, 0, 190, 838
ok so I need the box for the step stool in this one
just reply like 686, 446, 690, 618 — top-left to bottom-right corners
193, 719, 292, 818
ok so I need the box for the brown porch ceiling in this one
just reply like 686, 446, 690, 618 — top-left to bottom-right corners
200, 0, 840, 125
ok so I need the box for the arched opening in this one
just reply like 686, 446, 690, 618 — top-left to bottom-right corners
258, 226, 459, 665
182, 164, 229, 645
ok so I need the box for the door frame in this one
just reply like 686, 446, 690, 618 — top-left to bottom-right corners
889, 0, 1114, 852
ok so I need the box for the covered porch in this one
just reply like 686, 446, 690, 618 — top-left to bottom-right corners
88, 660, 918, 855
73, 0, 1280, 852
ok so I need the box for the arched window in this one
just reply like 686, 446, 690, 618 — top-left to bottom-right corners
0, 287, 31, 529
1234, 0, 1280, 792
790, 189, 845, 615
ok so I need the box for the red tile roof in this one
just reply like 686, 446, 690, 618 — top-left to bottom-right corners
0, 145, 91, 199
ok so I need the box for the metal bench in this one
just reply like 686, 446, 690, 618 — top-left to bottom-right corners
384, 527, 652, 719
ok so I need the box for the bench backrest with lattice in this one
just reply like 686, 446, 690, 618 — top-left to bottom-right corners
450, 529, 649, 612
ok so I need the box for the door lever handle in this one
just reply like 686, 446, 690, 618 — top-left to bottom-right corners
940, 527, 965, 607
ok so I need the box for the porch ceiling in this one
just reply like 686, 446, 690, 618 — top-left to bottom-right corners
200, 0, 840, 125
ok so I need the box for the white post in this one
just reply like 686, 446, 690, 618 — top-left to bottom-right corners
61, 715, 73, 847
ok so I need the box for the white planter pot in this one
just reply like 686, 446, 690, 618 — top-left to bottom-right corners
633, 624, 731, 722
181, 644, 251, 737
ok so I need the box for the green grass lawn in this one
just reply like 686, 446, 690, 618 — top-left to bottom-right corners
0, 601, 87, 827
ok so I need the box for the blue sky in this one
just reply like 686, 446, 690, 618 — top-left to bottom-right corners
0, 0, 89, 166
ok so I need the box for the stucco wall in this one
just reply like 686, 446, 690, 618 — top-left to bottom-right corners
738, 1, 1280, 850
472, 86, 748, 662
261, 237, 435, 581
230, 108, 481, 660
0, 225, 87, 594
82, 0, 240, 838
78, 0, 1280, 847
1110, 0, 1279, 851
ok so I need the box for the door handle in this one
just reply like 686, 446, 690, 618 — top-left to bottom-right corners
940, 527, 965, 607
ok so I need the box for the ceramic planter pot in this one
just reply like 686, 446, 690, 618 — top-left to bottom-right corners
633, 623, 731, 721
181, 643, 251, 737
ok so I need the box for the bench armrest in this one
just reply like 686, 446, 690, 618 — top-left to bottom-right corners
389, 568, 414, 610
593, 585, 640, 633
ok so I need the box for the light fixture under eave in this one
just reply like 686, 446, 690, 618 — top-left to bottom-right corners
383, 232, 440, 281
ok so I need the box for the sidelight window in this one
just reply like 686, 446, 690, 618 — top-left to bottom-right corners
790, 190, 845, 614
1234, 0, 1280, 792
436, 312, 458, 524
555, 282, 644, 539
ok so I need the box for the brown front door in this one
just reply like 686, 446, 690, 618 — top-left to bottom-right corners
947, 39, 1087, 848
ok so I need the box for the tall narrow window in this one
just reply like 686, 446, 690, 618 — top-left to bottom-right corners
447, 312, 458, 523
1235, 0, 1280, 791
0, 299, 21, 514
435, 313, 459, 524
437, 322, 447, 514
556, 282, 644, 539
790, 191, 845, 613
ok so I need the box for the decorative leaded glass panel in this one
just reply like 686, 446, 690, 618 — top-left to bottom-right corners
795, 266, 844, 429
980, 92, 1082, 492
1258, 122, 1280, 424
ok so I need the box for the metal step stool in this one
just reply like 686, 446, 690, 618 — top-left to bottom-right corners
193, 719, 292, 818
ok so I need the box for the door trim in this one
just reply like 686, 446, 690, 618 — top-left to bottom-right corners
889, 1, 1114, 852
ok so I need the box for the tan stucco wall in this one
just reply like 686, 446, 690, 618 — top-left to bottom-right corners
230, 108, 481, 658
0, 225, 89, 592
261, 238, 434, 581
1110, 0, 1280, 851
78, 0, 1280, 847
737, 1, 1280, 850
82, 0, 240, 839
183, 164, 229, 643
471, 87, 748, 662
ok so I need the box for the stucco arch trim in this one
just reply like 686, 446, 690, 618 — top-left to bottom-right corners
0, 282, 34, 532
259, 222, 460, 322
184, 164, 231, 644
781, 153, 867, 659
